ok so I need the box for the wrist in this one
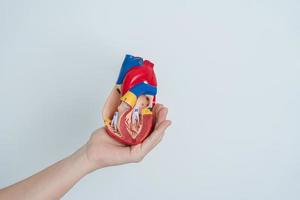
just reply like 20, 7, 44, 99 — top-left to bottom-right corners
69, 144, 97, 175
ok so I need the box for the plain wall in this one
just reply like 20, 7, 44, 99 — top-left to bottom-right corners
0, 0, 299, 199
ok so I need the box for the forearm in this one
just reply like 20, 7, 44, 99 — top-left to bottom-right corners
0, 145, 93, 200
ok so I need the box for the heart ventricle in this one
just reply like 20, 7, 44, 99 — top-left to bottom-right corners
105, 107, 154, 145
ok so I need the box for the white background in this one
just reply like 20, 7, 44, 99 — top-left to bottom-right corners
1, 0, 299, 199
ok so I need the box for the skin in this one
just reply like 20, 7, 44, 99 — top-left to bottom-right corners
0, 104, 171, 200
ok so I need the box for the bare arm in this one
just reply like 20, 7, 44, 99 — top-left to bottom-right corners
0, 104, 171, 200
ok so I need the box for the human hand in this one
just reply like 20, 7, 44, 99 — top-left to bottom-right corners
84, 104, 171, 172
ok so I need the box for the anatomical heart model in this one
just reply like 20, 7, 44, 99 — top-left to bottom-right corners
102, 55, 158, 145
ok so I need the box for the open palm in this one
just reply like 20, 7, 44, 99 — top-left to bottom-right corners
85, 104, 171, 170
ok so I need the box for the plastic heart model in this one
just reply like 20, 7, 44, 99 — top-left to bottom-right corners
102, 55, 158, 145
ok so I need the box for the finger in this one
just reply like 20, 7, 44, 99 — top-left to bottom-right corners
153, 104, 164, 119
152, 104, 164, 127
155, 107, 168, 129
140, 119, 172, 156
155, 120, 172, 137
152, 103, 163, 114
